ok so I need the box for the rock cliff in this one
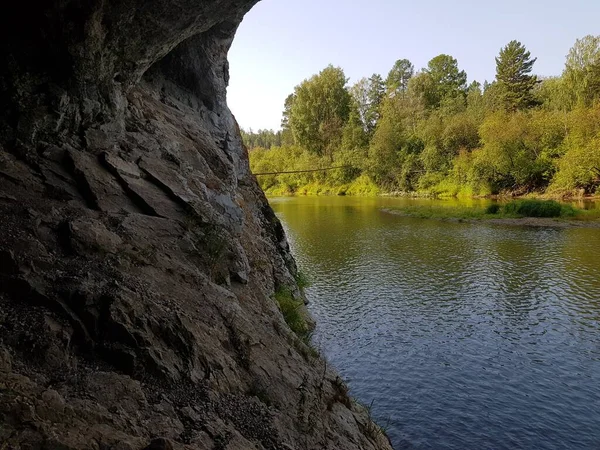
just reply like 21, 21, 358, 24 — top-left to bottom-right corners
0, 2, 392, 450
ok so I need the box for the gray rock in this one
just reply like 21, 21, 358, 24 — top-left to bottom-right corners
0, 347, 12, 373
70, 218, 124, 255
0, 1, 392, 450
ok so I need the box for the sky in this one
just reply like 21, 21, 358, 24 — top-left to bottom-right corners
227, 0, 600, 131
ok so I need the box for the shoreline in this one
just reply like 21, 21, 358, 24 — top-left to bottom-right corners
264, 189, 600, 203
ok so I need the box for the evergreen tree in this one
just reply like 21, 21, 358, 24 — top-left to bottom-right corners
495, 40, 539, 110
385, 59, 414, 96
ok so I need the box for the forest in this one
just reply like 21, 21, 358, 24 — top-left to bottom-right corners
246, 36, 600, 197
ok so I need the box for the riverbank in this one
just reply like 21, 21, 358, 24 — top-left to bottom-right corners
261, 181, 600, 204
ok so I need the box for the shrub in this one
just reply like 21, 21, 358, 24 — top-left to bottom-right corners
502, 199, 564, 217
485, 204, 501, 214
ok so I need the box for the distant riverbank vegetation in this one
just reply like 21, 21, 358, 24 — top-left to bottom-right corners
382, 199, 600, 224
246, 36, 600, 198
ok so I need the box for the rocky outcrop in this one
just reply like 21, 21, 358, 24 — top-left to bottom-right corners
0, 2, 392, 450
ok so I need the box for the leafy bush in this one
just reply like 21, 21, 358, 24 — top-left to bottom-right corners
501, 199, 568, 217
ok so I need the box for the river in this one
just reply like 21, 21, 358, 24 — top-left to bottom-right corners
269, 196, 600, 450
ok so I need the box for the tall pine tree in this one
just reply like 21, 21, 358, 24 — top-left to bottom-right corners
495, 40, 539, 110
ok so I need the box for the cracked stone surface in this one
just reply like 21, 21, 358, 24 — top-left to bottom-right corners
0, 2, 393, 449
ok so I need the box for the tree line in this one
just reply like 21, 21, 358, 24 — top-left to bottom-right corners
246, 36, 600, 197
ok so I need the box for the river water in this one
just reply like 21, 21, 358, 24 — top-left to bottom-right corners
269, 196, 600, 450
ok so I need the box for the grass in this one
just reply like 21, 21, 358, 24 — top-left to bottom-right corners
274, 288, 311, 343
274, 287, 321, 360
500, 199, 576, 218
354, 399, 390, 442
386, 204, 491, 220
386, 199, 587, 221
294, 270, 311, 290
573, 207, 600, 221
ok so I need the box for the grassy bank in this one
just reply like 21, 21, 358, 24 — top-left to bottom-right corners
382, 199, 600, 223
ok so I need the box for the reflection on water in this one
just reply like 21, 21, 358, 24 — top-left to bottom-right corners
270, 196, 600, 450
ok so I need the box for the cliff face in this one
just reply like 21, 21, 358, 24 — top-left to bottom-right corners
0, 2, 392, 450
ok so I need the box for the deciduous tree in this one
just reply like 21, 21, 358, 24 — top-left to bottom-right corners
288, 65, 351, 156
563, 35, 600, 107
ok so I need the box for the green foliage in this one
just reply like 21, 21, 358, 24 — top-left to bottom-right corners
485, 204, 501, 214
563, 35, 600, 107
294, 270, 311, 290
476, 110, 559, 191
386, 59, 414, 95
345, 174, 380, 196
241, 128, 282, 149
251, 38, 600, 200
422, 54, 468, 108
342, 97, 370, 151
549, 105, 600, 194
536, 77, 570, 111
501, 199, 574, 217
386, 204, 490, 220
289, 65, 351, 156
274, 288, 311, 342
495, 40, 539, 110
387, 200, 579, 220
350, 75, 386, 136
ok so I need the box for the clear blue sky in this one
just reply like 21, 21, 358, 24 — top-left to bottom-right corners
227, 0, 599, 131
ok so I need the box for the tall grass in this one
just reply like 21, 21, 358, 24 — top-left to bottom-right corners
387, 199, 583, 220
499, 199, 576, 218
294, 270, 311, 290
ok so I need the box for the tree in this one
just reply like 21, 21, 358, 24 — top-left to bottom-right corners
535, 77, 570, 112
563, 35, 600, 107
495, 40, 539, 111
341, 99, 369, 152
386, 59, 414, 96
366, 73, 385, 133
288, 65, 351, 156
280, 94, 296, 145
407, 72, 437, 109
281, 93, 296, 130
466, 81, 485, 121
423, 54, 467, 108
349, 74, 385, 136
350, 77, 370, 131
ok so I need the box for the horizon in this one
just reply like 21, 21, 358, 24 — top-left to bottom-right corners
227, 0, 600, 131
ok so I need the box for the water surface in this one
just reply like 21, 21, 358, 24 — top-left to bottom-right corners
270, 196, 600, 450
